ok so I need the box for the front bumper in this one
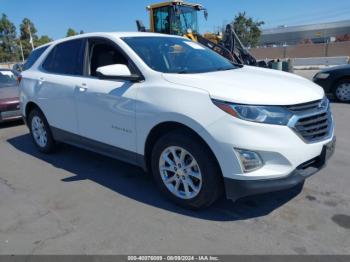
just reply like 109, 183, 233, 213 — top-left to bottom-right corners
224, 136, 336, 201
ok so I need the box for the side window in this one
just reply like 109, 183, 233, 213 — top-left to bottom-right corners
88, 39, 129, 77
23, 45, 50, 71
42, 39, 84, 76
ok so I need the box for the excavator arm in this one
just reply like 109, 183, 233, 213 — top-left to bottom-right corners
222, 24, 257, 66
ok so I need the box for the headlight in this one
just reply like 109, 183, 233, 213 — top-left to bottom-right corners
212, 100, 293, 125
314, 72, 330, 79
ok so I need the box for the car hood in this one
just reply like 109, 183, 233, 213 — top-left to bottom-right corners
162, 66, 324, 105
320, 64, 350, 73
0, 85, 19, 100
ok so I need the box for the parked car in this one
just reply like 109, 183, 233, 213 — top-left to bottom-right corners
313, 64, 350, 102
20, 33, 335, 209
0, 69, 22, 124
12, 63, 24, 75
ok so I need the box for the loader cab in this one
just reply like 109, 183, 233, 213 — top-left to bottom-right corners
148, 1, 206, 36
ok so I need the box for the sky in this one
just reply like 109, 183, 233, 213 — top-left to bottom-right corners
1, 0, 350, 40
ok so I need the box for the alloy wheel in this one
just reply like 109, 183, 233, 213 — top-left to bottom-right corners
159, 146, 202, 200
31, 116, 48, 148
335, 82, 350, 102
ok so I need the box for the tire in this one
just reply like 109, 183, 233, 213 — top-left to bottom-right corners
333, 79, 350, 103
151, 130, 223, 209
28, 108, 56, 153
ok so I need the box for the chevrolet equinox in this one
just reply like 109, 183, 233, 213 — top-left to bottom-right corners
20, 33, 335, 209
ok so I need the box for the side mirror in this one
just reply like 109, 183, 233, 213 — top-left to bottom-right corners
96, 64, 142, 82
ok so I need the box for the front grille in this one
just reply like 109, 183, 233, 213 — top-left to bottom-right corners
295, 112, 330, 141
286, 99, 321, 112
286, 98, 332, 143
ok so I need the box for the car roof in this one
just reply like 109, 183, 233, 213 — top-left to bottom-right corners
33, 32, 183, 51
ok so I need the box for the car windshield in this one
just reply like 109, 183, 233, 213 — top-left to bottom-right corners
0, 71, 17, 88
122, 36, 237, 74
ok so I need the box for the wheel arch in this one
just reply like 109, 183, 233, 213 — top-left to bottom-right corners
331, 75, 350, 92
24, 101, 44, 125
144, 121, 223, 178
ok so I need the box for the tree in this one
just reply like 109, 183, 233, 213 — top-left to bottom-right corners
66, 28, 78, 37
19, 18, 38, 58
0, 14, 19, 62
231, 12, 264, 48
35, 35, 52, 46
0, 15, 52, 61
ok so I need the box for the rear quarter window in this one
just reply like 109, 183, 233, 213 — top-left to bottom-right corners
42, 39, 85, 76
23, 45, 50, 71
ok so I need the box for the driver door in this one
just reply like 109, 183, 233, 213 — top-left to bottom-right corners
75, 37, 138, 156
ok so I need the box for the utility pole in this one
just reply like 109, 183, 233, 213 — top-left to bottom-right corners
19, 41, 25, 62
28, 23, 34, 50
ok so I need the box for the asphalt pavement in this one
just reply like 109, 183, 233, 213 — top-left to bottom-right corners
0, 102, 349, 255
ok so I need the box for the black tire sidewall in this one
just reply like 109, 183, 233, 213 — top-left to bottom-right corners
28, 109, 56, 153
151, 130, 222, 209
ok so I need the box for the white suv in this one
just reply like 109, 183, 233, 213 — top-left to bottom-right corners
20, 32, 335, 209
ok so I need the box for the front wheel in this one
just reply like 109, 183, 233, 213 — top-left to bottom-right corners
334, 80, 350, 102
151, 130, 223, 209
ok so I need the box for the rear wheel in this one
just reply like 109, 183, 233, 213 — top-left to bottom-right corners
28, 109, 56, 153
151, 130, 222, 209
334, 80, 350, 102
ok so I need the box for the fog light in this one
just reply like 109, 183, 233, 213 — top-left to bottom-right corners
235, 149, 263, 173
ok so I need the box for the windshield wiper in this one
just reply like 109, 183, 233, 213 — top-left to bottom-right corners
216, 67, 235, 71
175, 68, 233, 74
176, 70, 189, 74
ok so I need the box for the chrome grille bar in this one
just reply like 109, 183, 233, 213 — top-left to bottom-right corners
286, 97, 333, 143
286, 100, 321, 112
296, 122, 328, 132
296, 113, 328, 126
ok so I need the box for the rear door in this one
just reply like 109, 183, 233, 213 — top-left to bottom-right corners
38, 39, 85, 135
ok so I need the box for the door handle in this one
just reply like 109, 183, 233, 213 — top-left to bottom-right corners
38, 77, 45, 85
76, 83, 88, 92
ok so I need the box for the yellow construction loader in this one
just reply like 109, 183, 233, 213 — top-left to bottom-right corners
136, 0, 264, 66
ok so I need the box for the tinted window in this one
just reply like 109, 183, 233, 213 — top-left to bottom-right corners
23, 45, 49, 71
42, 39, 84, 75
122, 37, 236, 74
